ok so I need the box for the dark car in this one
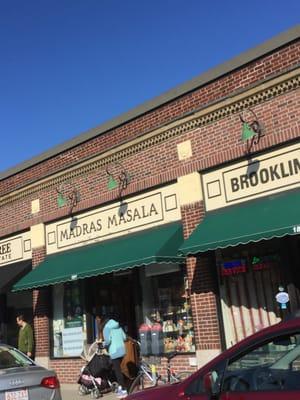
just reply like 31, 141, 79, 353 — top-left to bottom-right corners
0, 344, 61, 400
127, 316, 300, 399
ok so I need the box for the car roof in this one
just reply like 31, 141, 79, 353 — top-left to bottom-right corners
226, 317, 300, 355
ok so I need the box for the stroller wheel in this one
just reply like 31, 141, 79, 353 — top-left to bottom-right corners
91, 388, 102, 398
78, 384, 89, 395
110, 381, 119, 393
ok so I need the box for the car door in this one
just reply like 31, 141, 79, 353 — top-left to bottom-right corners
181, 360, 227, 400
181, 330, 300, 400
218, 331, 300, 400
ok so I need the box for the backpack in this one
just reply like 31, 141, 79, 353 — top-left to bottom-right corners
120, 337, 139, 379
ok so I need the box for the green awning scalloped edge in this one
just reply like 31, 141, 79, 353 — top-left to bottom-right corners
180, 190, 300, 255
13, 222, 184, 291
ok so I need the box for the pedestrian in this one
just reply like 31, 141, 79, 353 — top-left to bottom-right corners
16, 314, 34, 358
96, 314, 127, 398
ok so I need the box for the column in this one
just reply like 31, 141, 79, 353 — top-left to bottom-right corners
31, 223, 50, 368
178, 173, 222, 368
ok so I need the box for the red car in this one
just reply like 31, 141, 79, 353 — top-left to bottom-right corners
127, 315, 300, 399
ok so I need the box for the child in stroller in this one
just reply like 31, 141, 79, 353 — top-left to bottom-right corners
78, 341, 118, 398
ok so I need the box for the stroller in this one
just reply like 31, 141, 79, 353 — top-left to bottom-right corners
78, 341, 118, 398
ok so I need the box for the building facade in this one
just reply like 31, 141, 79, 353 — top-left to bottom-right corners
0, 26, 299, 382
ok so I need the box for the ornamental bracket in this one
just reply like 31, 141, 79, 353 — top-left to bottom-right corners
240, 108, 264, 154
106, 161, 131, 199
56, 182, 80, 214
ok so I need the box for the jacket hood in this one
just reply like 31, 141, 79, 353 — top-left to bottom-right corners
105, 319, 120, 329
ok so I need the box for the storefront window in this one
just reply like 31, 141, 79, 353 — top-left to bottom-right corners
218, 240, 286, 346
138, 265, 195, 354
52, 282, 87, 358
51, 265, 195, 358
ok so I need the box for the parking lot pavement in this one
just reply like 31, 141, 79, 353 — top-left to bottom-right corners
60, 383, 118, 400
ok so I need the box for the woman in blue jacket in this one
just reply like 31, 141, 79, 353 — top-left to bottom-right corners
97, 315, 127, 398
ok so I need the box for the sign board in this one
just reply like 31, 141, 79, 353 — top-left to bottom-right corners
46, 184, 180, 254
202, 142, 300, 211
0, 232, 31, 266
62, 327, 84, 357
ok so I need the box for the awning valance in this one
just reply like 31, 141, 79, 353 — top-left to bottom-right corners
13, 222, 184, 291
179, 190, 300, 255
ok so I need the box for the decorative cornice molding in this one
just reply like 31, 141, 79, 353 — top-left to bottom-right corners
1, 69, 299, 206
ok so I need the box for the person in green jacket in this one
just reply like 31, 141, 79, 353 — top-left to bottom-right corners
16, 314, 34, 358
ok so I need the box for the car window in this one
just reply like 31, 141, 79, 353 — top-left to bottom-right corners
0, 346, 34, 368
185, 361, 226, 396
222, 333, 300, 392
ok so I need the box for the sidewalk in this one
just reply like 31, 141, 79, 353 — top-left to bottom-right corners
60, 383, 118, 400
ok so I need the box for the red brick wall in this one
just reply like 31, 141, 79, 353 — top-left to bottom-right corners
156, 354, 196, 379
0, 40, 299, 196
181, 202, 222, 351
50, 358, 84, 383
51, 355, 195, 384
32, 246, 50, 357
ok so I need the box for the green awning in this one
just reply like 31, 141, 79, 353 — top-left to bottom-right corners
13, 222, 184, 291
179, 190, 300, 255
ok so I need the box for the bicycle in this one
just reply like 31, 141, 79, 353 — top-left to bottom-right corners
160, 352, 192, 384
128, 351, 192, 394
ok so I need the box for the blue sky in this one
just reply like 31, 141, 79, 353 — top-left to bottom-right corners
0, 0, 299, 173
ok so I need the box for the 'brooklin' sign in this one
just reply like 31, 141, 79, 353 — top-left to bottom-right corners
224, 150, 300, 202
230, 158, 300, 192
55, 192, 163, 249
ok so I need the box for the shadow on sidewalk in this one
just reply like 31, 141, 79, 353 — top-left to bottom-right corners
60, 383, 117, 400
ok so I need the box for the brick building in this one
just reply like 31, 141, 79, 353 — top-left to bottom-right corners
0, 25, 299, 382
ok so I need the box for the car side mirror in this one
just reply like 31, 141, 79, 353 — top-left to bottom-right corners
204, 372, 214, 394
204, 370, 220, 398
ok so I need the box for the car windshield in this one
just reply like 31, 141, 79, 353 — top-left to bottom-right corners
227, 335, 299, 372
0, 346, 34, 369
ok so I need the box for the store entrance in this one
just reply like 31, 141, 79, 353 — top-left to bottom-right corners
112, 272, 138, 337
0, 261, 33, 346
88, 270, 138, 339
0, 291, 33, 347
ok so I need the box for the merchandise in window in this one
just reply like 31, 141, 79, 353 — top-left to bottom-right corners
52, 282, 87, 358
138, 266, 195, 355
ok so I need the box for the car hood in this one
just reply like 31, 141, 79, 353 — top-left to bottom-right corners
127, 383, 180, 399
